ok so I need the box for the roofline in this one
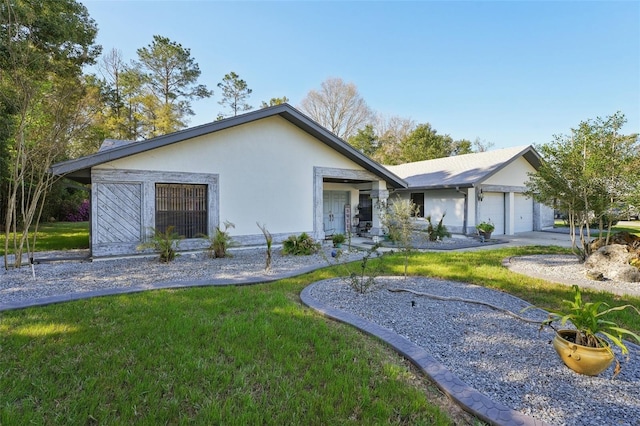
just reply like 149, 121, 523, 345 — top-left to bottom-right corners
478, 145, 542, 184
51, 104, 407, 189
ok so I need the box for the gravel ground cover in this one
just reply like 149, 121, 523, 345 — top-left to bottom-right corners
310, 274, 640, 426
0, 246, 362, 308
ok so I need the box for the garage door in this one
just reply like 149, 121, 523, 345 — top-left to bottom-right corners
514, 194, 533, 233
480, 192, 505, 235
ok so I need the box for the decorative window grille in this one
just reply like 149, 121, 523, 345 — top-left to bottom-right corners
155, 184, 207, 238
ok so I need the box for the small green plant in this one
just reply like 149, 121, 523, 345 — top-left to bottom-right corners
326, 243, 383, 294
207, 220, 235, 258
377, 198, 420, 277
530, 285, 640, 374
282, 232, 321, 256
137, 226, 183, 262
257, 222, 273, 271
332, 233, 346, 247
425, 214, 451, 241
476, 221, 495, 233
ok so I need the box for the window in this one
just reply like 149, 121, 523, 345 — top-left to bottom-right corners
410, 193, 425, 217
156, 183, 207, 238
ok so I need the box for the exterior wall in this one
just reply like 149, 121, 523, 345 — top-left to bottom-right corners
91, 116, 373, 257
91, 169, 219, 258
390, 189, 467, 234
483, 157, 536, 186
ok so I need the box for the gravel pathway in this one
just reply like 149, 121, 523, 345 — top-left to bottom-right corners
2, 249, 639, 426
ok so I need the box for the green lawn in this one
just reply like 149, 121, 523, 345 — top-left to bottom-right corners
553, 219, 640, 236
2, 244, 640, 424
1, 221, 89, 254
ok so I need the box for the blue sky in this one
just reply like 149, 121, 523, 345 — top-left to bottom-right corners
82, 0, 639, 149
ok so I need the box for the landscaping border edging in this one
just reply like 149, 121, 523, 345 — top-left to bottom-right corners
301, 280, 550, 426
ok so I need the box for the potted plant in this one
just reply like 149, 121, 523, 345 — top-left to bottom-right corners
533, 285, 640, 377
476, 221, 495, 239
332, 233, 346, 248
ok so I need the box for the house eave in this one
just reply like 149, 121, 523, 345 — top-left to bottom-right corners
51, 104, 407, 189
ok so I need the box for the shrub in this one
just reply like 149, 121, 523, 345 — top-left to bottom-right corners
66, 199, 90, 222
282, 232, 321, 256
425, 214, 451, 241
137, 226, 183, 262
207, 221, 235, 258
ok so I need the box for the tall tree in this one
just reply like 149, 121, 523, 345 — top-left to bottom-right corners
299, 77, 373, 139
1, 0, 100, 268
395, 123, 474, 164
525, 112, 638, 260
373, 115, 416, 164
135, 35, 212, 137
217, 71, 253, 118
348, 124, 379, 157
260, 96, 289, 108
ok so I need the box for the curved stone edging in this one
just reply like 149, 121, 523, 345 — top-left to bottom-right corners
0, 263, 327, 312
300, 280, 550, 426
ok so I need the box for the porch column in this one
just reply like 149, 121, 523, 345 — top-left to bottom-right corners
369, 181, 388, 237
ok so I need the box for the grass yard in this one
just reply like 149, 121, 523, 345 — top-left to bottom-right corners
2, 244, 640, 424
1, 221, 89, 254
553, 219, 640, 236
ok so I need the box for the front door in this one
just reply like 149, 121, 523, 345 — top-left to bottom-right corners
323, 191, 349, 235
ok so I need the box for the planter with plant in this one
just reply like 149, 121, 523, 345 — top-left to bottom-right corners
476, 221, 495, 239
531, 285, 640, 377
332, 233, 346, 248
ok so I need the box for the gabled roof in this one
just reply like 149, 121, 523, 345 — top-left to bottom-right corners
51, 104, 407, 189
384, 145, 542, 190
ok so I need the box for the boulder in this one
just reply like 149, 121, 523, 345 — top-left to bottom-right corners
584, 244, 640, 283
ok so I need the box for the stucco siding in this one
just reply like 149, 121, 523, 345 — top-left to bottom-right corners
483, 157, 536, 186
94, 116, 366, 238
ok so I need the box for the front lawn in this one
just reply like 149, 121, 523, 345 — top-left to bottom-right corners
1, 221, 89, 254
2, 246, 639, 424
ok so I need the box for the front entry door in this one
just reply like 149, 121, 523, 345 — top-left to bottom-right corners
323, 191, 349, 235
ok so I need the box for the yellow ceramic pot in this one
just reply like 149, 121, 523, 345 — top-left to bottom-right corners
552, 329, 614, 376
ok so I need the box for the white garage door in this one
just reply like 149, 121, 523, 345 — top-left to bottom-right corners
514, 194, 534, 233
480, 192, 505, 235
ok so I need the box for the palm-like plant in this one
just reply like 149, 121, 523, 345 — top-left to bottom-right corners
540, 285, 640, 368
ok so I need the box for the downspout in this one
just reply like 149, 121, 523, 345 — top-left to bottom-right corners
455, 186, 468, 234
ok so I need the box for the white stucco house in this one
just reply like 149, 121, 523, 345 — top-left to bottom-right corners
51, 104, 406, 258
385, 146, 555, 236
51, 104, 554, 258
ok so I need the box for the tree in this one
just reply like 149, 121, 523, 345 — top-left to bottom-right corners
299, 77, 373, 139
260, 96, 289, 108
348, 125, 379, 157
373, 115, 416, 164
135, 35, 212, 137
395, 123, 474, 164
525, 112, 638, 261
1, 0, 100, 268
217, 71, 253, 118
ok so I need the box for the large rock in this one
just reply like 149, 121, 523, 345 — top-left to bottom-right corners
584, 244, 640, 283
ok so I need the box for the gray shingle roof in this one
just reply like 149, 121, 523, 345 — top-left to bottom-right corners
384, 145, 541, 189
